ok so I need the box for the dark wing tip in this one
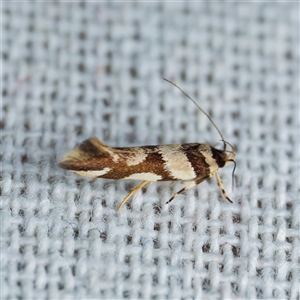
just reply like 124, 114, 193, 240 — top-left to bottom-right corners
59, 138, 109, 170
58, 161, 73, 170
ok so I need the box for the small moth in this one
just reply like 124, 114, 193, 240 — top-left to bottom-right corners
59, 79, 236, 210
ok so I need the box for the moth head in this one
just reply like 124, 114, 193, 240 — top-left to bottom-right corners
211, 141, 236, 168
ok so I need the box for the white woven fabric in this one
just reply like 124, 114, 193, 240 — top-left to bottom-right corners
2, 2, 299, 299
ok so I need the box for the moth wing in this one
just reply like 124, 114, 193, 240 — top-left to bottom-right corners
59, 137, 113, 170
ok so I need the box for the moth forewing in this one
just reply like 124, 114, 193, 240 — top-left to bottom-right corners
59, 80, 236, 210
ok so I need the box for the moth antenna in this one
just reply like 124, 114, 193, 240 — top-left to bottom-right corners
228, 159, 237, 192
164, 78, 226, 151
223, 140, 235, 153
222, 140, 236, 191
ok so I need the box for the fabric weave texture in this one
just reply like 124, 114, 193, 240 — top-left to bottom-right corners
2, 2, 299, 299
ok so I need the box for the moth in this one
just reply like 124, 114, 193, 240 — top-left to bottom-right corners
59, 79, 236, 210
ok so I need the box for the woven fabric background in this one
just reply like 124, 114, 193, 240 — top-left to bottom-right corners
2, 2, 299, 299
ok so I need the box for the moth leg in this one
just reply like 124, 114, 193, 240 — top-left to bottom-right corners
215, 171, 233, 203
166, 176, 209, 204
146, 182, 153, 190
118, 181, 149, 211
169, 181, 176, 187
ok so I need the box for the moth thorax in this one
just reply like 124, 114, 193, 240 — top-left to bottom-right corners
210, 147, 234, 168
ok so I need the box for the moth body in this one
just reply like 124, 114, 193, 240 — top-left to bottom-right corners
59, 137, 235, 209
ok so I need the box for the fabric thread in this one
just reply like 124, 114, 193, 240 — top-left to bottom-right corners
2, 2, 299, 299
